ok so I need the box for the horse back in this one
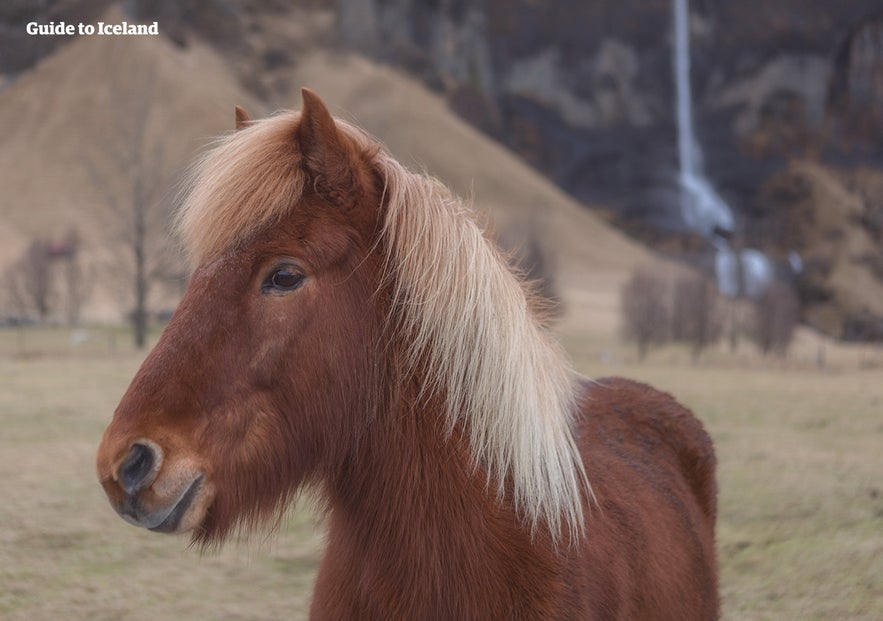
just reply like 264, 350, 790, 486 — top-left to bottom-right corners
572, 377, 719, 620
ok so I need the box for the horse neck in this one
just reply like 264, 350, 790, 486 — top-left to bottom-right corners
320, 388, 567, 617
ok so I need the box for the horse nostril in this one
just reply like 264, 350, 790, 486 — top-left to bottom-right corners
119, 443, 156, 495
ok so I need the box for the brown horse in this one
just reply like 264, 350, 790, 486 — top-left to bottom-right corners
97, 89, 718, 619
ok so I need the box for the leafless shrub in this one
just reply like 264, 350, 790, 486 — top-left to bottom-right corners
720, 298, 752, 354
1, 262, 29, 320
1, 230, 93, 325
621, 266, 670, 360
497, 218, 562, 321
750, 280, 800, 355
671, 273, 722, 362
64, 252, 93, 326
2, 238, 55, 322
516, 234, 561, 319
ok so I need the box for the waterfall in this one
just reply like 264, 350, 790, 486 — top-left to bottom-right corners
673, 0, 733, 237
672, 0, 772, 297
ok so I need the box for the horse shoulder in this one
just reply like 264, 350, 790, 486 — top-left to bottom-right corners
577, 376, 716, 522
571, 376, 719, 620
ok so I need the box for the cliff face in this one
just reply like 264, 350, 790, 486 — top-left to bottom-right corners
340, 1, 883, 218
337, 0, 883, 338
9, 1, 883, 216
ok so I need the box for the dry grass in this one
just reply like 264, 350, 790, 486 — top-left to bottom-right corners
1, 325, 881, 620
569, 328, 883, 621
0, 328, 322, 621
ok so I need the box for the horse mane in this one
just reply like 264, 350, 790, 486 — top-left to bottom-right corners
176, 114, 308, 263
376, 159, 590, 540
176, 111, 590, 541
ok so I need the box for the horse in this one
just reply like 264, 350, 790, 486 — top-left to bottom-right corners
96, 88, 718, 620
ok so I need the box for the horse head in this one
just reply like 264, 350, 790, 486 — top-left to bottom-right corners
96, 90, 387, 544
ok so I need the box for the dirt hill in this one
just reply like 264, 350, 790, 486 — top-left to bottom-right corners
0, 12, 649, 329
0, 8, 263, 320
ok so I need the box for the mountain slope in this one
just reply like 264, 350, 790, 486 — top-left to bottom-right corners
0, 11, 262, 319
1, 20, 650, 328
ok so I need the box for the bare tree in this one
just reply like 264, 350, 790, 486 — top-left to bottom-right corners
2, 260, 30, 320
671, 273, 722, 362
63, 237, 93, 325
750, 280, 800, 355
85, 62, 179, 348
721, 298, 747, 354
498, 217, 562, 320
2, 228, 94, 326
1, 261, 31, 356
512, 232, 561, 320
3, 238, 55, 322
621, 266, 670, 360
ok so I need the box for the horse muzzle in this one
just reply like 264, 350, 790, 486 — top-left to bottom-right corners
98, 438, 213, 534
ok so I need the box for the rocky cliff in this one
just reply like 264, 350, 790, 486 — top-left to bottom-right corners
336, 0, 883, 339
338, 1, 883, 219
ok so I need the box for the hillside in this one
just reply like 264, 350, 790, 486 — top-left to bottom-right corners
758, 161, 883, 338
0, 12, 650, 328
0, 8, 262, 319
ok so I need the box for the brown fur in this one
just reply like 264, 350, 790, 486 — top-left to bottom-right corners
97, 89, 718, 619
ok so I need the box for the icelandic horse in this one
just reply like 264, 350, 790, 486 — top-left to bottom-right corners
97, 89, 718, 620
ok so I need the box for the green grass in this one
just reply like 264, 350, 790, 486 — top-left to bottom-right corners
0, 325, 881, 619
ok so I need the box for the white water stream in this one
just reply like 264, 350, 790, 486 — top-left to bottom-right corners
672, 0, 773, 297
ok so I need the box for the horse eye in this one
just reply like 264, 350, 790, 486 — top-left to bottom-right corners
263, 267, 305, 293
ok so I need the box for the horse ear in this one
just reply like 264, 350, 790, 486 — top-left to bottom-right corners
234, 105, 252, 130
297, 88, 364, 208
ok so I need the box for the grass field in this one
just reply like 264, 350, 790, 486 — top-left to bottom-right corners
1, 325, 881, 620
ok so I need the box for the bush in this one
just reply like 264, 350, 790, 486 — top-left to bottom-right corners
621, 267, 670, 359
750, 280, 800, 355
671, 273, 722, 362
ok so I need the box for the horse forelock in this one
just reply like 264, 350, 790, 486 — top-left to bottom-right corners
176, 113, 300, 264
376, 157, 591, 542
176, 111, 378, 265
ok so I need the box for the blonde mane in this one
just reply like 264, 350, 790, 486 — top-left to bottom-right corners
177, 114, 308, 264
377, 157, 589, 540
177, 111, 590, 540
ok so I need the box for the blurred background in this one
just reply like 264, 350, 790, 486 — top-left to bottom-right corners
0, 1, 881, 619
